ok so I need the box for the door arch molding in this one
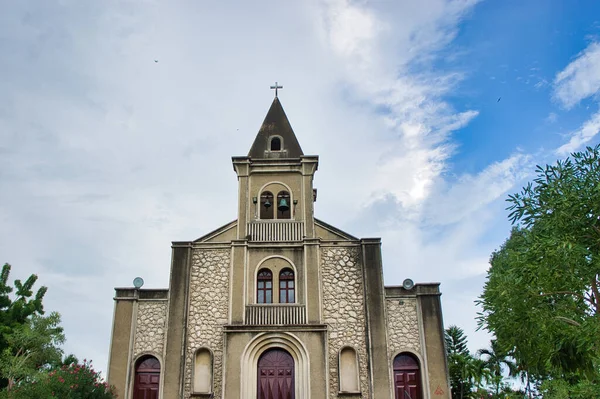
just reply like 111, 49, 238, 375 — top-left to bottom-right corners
132, 354, 161, 399
392, 352, 423, 399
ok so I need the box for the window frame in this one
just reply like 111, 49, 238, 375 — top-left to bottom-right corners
256, 269, 273, 304
279, 268, 295, 303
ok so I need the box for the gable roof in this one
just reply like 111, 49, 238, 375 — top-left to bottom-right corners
248, 97, 304, 159
314, 218, 358, 241
193, 220, 237, 243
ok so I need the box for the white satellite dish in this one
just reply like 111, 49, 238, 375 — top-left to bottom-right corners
133, 277, 144, 289
402, 278, 414, 290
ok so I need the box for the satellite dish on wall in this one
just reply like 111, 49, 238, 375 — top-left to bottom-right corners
133, 277, 144, 289
402, 278, 414, 290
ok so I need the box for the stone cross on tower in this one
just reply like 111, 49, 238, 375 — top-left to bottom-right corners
270, 81, 283, 97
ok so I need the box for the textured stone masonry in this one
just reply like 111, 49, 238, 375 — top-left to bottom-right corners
133, 301, 167, 359
386, 298, 421, 358
321, 246, 370, 399
183, 248, 231, 398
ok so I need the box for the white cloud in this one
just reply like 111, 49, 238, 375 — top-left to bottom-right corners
553, 41, 600, 109
320, 0, 480, 216
556, 109, 600, 155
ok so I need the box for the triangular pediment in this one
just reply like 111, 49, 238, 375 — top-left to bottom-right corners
194, 220, 237, 243
315, 218, 358, 241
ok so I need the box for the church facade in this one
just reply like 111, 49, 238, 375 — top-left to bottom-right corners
107, 96, 451, 399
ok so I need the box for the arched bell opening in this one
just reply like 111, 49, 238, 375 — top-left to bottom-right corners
260, 191, 274, 219
276, 191, 291, 219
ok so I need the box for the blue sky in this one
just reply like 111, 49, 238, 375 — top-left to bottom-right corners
1, 0, 600, 374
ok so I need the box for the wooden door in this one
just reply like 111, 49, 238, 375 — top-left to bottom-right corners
134, 356, 160, 399
257, 348, 295, 399
393, 353, 421, 399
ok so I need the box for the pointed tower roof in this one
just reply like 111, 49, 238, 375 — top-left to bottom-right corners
248, 97, 304, 159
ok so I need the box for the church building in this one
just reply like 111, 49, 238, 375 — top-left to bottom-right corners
107, 92, 451, 399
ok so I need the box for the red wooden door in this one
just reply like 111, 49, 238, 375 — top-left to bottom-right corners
134, 356, 160, 399
257, 348, 295, 399
393, 354, 421, 399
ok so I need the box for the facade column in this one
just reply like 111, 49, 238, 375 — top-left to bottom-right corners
361, 238, 393, 399
419, 287, 452, 399
162, 243, 192, 399
107, 290, 136, 398
229, 240, 248, 324
304, 238, 322, 323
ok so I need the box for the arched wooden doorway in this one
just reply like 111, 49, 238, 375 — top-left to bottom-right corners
393, 353, 422, 399
257, 348, 295, 399
133, 355, 160, 399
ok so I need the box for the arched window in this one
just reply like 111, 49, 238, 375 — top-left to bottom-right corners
279, 269, 295, 303
133, 355, 160, 399
393, 353, 422, 399
270, 136, 282, 151
260, 191, 274, 219
339, 347, 360, 393
257, 269, 273, 304
193, 348, 212, 394
276, 191, 291, 219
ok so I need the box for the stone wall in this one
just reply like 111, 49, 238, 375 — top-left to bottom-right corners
386, 298, 421, 358
321, 246, 370, 399
133, 301, 167, 358
183, 248, 231, 398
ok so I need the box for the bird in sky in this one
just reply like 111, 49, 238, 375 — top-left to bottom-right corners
154, 60, 158, 63
497, 97, 501, 102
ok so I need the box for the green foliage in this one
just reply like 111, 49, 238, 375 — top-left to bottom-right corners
0, 264, 53, 389
2, 360, 116, 399
0, 264, 47, 348
477, 145, 600, 390
0, 263, 115, 397
477, 340, 517, 397
446, 325, 470, 356
445, 326, 495, 399
0, 312, 64, 389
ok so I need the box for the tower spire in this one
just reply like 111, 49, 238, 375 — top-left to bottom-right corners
247, 96, 303, 159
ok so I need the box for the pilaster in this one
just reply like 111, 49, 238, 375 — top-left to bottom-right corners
162, 242, 192, 399
361, 238, 392, 399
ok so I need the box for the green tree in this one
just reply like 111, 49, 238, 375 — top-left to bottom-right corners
446, 326, 488, 399
0, 264, 51, 389
477, 145, 600, 389
477, 339, 517, 398
0, 312, 64, 390
0, 264, 47, 345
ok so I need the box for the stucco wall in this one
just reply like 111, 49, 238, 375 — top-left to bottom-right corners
133, 301, 168, 359
386, 298, 421, 358
321, 246, 370, 398
183, 248, 231, 398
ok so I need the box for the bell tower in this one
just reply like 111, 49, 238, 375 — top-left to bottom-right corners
232, 95, 318, 241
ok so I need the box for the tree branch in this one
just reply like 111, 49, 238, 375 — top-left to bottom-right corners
538, 290, 596, 307
555, 316, 581, 327
591, 275, 600, 316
